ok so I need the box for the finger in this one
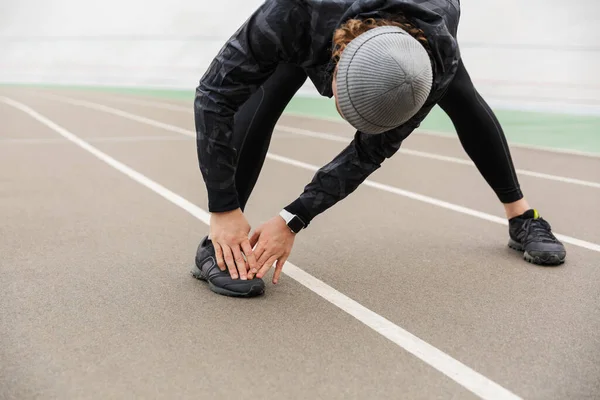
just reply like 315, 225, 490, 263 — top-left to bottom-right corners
256, 255, 278, 279
273, 257, 287, 284
220, 244, 238, 279
241, 240, 258, 276
253, 242, 266, 268
214, 242, 226, 271
249, 230, 260, 248
257, 248, 273, 268
231, 245, 247, 280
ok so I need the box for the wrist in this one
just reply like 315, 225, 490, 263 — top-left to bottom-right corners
284, 199, 312, 227
210, 208, 243, 225
211, 208, 241, 216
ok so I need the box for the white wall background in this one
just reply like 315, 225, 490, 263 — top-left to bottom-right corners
1, 0, 598, 114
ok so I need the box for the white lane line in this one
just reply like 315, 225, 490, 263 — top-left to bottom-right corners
265, 153, 507, 226
87, 94, 600, 188
273, 126, 600, 190
0, 138, 66, 144
0, 135, 190, 145
100, 95, 192, 112
87, 135, 189, 143
279, 112, 600, 159
264, 153, 600, 253
265, 153, 600, 252
95, 94, 600, 160
2, 95, 523, 400
39, 94, 600, 254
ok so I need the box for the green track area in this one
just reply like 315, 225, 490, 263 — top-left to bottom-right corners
3, 83, 599, 154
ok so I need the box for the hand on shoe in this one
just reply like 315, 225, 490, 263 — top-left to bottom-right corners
248, 215, 296, 284
209, 208, 258, 280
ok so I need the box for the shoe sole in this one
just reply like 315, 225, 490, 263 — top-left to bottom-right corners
190, 265, 265, 298
508, 239, 565, 266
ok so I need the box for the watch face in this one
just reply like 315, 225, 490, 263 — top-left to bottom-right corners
288, 216, 305, 233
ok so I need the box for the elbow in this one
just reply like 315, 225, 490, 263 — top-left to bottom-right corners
354, 129, 405, 166
194, 84, 238, 119
194, 83, 210, 113
353, 135, 388, 167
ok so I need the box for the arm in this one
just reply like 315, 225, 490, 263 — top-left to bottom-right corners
284, 103, 436, 226
248, 113, 430, 280
195, 0, 308, 213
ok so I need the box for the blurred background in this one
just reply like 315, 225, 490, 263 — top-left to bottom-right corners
2, 3, 600, 398
1, 0, 599, 150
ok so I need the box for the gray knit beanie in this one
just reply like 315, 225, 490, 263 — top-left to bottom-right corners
336, 25, 433, 134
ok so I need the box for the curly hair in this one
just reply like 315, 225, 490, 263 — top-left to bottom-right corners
331, 16, 431, 62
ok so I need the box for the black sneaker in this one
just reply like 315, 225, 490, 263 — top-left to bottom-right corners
191, 236, 265, 298
508, 209, 566, 266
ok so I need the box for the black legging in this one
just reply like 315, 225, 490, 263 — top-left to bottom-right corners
437, 59, 523, 203
231, 60, 523, 211
231, 63, 308, 211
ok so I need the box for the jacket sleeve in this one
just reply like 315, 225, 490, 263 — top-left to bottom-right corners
284, 102, 436, 226
195, 0, 308, 212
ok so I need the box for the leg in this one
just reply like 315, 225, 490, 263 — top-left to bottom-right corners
438, 59, 566, 265
438, 59, 529, 219
231, 63, 307, 211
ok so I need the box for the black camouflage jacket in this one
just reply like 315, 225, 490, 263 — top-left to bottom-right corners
195, 0, 461, 227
